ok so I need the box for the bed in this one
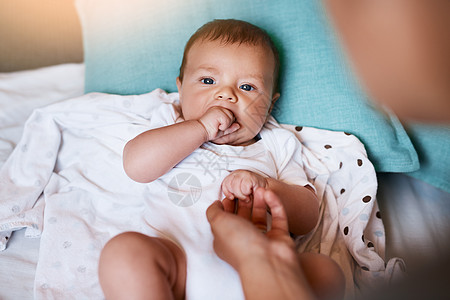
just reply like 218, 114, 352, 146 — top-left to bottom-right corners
1, 1, 449, 299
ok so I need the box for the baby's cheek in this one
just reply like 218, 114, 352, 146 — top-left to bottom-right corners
242, 105, 268, 129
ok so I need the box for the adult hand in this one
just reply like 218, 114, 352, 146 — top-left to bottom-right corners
207, 187, 292, 267
206, 187, 316, 300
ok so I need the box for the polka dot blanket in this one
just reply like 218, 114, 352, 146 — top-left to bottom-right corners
0, 89, 405, 299
279, 124, 406, 297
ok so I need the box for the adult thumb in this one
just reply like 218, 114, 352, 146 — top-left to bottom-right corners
206, 200, 224, 225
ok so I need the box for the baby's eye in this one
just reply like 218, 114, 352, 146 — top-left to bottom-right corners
240, 84, 254, 91
201, 78, 215, 85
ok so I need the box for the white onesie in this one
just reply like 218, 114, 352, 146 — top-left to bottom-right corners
139, 92, 312, 300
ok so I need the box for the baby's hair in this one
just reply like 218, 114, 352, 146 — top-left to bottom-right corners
179, 19, 280, 93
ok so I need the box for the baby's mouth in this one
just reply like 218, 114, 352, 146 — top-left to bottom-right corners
212, 104, 239, 122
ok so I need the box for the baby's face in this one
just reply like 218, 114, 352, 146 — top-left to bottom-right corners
176, 39, 279, 146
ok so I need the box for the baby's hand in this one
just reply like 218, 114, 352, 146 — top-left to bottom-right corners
221, 170, 268, 202
198, 106, 240, 141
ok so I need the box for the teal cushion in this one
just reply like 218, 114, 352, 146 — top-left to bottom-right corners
406, 125, 450, 193
75, 0, 418, 172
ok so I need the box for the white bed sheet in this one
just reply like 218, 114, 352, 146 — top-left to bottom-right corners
0, 228, 40, 299
0, 63, 85, 163
0, 63, 84, 300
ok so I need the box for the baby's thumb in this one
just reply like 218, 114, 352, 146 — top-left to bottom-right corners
223, 123, 240, 135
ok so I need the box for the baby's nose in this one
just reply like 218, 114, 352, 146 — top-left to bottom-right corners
215, 87, 238, 103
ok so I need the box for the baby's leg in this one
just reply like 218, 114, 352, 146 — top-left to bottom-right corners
298, 252, 346, 300
98, 232, 186, 300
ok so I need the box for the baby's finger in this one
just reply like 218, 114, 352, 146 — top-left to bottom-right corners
218, 111, 235, 131
212, 130, 239, 144
222, 122, 240, 135
233, 176, 248, 200
221, 182, 234, 200
239, 180, 254, 199
222, 107, 235, 120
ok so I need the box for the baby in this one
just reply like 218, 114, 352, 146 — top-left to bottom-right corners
98, 19, 344, 300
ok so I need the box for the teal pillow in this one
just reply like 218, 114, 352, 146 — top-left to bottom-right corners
406, 125, 450, 193
75, 0, 418, 172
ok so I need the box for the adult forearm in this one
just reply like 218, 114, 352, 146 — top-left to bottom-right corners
123, 120, 207, 183
266, 178, 319, 236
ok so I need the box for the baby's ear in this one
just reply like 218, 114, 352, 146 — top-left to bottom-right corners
272, 92, 280, 103
176, 77, 182, 97
268, 92, 280, 114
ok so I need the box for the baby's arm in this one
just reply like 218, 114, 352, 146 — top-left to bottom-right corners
123, 106, 239, 183
266, 178, 319, 236
123, 120, 207, 183
222, 170, 318, 236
